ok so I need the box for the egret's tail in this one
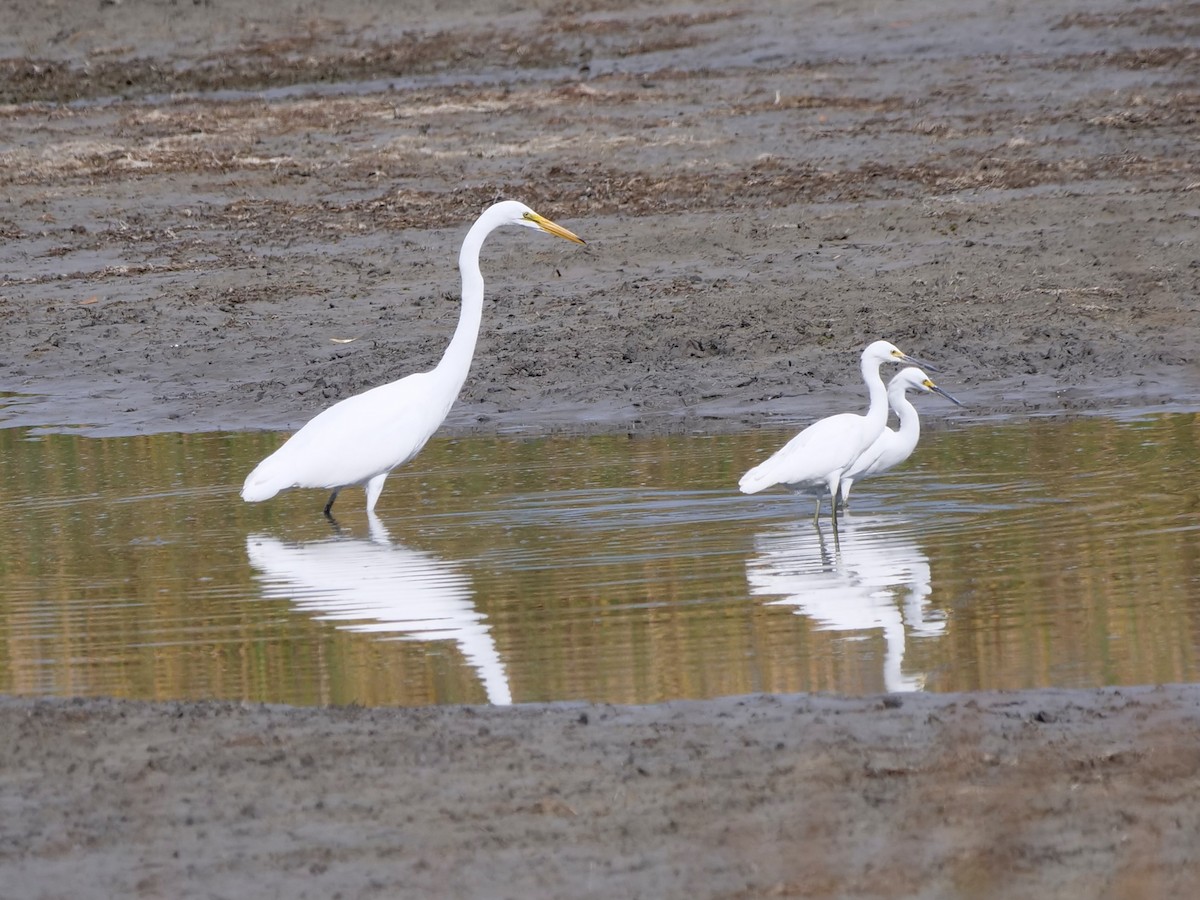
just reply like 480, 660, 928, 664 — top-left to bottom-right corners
241, 464, 284, 503
241, 481, 280, 503
738, 464, 773, 495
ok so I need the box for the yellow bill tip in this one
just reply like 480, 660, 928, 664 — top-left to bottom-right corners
526, 211, 586, 245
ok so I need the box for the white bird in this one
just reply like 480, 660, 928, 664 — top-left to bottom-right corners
241, 201, 585, 516
838, 366, 962, 510
737, 340, 929, 526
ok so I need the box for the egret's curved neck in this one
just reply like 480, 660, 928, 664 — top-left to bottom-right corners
889, 387, 920, 442
434, 213, 496, 392
861, 355, 891, 435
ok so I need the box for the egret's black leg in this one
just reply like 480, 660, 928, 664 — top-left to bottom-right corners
323, 489, 340, 518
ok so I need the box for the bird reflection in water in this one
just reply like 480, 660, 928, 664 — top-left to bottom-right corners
245, 513, 511, 705
745, 516, 945, 693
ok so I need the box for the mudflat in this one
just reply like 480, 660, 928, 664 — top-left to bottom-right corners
5, 688, 1200, 898
2, 0, 1199, 896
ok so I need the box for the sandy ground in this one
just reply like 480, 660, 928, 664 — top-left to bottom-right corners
3, 0, 1200, 896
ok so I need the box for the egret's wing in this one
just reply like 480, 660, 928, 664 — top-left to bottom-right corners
739, 413, 865, 494
243, 372, 442, 496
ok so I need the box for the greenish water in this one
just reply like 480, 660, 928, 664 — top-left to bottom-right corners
0, 413, 1197, 706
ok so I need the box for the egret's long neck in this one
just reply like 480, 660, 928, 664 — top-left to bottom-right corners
862, 356, 891, 437
889, 387, 920, 443
434, 215, 492, 393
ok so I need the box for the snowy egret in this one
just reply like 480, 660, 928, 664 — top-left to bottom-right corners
838, 367, 962, 510
241, 200, 585, 516
737, 340, 930, 527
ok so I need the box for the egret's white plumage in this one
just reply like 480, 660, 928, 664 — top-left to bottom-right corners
241, 201, 585, 516
837, 367, 961, 509
737, 340, 928, 525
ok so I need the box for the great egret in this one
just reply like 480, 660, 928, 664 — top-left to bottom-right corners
838, 367, 962, 510
241, 200, 585, 516
737, 340, 930, 526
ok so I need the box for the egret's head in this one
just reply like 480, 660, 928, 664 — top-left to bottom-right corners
893, 366, 931, 390
863, 339, 935, 372
492, 200, 585, 244
892, 366, 962, 405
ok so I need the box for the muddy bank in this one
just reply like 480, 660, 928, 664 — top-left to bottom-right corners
4, 687, 1199, 899
2, 0, 1199, 436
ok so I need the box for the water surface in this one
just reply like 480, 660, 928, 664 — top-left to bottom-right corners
0, 413, 1197, 706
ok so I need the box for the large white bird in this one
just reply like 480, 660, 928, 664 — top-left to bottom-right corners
242, 201, 585, 516
738, 340, 929, 526
838, 366, 962, 510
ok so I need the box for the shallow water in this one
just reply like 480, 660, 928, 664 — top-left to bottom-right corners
0, 413, 1197, 706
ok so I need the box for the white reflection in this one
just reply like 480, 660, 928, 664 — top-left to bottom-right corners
246, 513, 511, 705
745, 516, 944, 693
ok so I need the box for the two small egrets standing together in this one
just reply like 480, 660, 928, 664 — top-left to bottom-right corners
737, 341, 961, 528
240, 201, 959, 525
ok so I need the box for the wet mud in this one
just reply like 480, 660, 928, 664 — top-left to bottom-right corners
4, 688, 1200, 898
3, 0, 1199, 436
